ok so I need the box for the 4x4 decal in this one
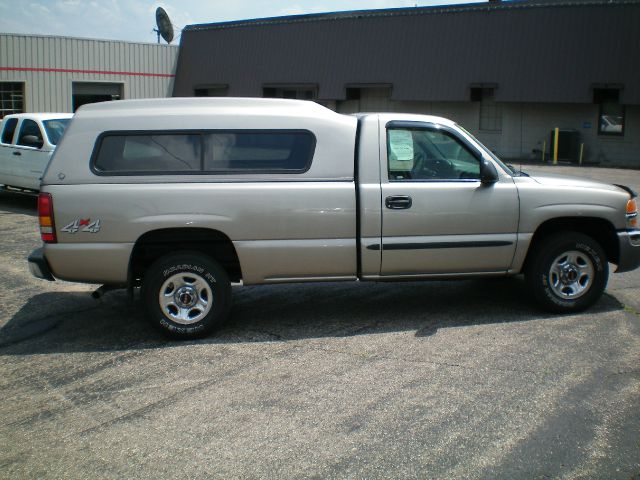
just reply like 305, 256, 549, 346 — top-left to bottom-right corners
61, 219, 101, 234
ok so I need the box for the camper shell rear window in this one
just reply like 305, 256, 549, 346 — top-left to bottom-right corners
91, 130, 316, 175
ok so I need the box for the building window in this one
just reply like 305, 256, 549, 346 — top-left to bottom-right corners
594, 88, 624, 136
346, 88, 361, 101
263, 85, 317, 100
72, 82, 122, 112
472, 87, 502, 132
194, 85, 228, 97
338, 85, 393, 113
0, 82, 25, 119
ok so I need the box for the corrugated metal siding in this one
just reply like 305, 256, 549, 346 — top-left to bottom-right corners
0, 34, 179, 113
173, 1, 640, 104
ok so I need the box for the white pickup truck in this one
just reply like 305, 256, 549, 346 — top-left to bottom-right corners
27, 98, 639, 339
0, 113, 73, 191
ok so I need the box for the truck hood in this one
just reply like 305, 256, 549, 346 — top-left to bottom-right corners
528, 172, 625, 194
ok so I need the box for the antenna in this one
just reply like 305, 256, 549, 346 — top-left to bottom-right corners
154, 7, 174, 44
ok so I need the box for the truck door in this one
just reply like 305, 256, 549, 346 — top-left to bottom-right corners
378, 120, 519, 276
13, 119, 50, 190
0, 117, 19, 183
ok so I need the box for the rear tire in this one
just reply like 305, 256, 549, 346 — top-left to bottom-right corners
525, 232, 608, 313
142, 252, 231, 339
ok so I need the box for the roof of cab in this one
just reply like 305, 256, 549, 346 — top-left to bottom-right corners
2, 113, 73, 121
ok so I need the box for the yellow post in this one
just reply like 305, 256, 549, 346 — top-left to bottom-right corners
579, 143, 584, 166
541, 140, 546, 163
553, 128, 559, 165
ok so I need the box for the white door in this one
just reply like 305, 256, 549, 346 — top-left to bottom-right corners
13, 119, 51, 189
0, 117, 19, 184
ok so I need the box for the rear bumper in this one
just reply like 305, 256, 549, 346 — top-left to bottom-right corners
42, 242, 132, 283
616, 230, 640, 273
28, 247, 55, 281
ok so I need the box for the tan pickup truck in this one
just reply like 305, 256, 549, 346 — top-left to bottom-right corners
28, 98, 640, 339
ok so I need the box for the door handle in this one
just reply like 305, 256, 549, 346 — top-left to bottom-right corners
13, 151, 21, 156
385, 195, 412, 209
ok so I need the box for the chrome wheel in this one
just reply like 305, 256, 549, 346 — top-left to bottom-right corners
548, 250, 594, 300
159, 272, 213, 325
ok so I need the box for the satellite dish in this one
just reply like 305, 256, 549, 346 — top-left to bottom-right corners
155, 7, 174, 44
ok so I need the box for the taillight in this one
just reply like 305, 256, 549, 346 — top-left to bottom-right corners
38, 192, 57, 243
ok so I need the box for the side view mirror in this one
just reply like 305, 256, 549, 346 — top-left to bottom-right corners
480, 159, 499, 184
21, 135, 44, 149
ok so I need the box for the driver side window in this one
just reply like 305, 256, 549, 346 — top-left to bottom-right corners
387, 127, 480, 181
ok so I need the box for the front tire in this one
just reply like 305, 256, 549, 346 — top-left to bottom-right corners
142, 252, 231, 339
525, 232, 608, 313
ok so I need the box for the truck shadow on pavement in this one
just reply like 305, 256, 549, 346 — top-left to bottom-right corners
0, 278, 624, 355
0, 190, 38, 216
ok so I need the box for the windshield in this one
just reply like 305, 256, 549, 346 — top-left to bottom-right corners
43, 118, 71, 146
455, 124, 515, 175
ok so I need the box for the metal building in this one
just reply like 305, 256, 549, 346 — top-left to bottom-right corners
174, 0, 640, 167
0, 34, 178, 116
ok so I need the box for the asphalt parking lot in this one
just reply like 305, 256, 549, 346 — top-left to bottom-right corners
1, 164, 639, 479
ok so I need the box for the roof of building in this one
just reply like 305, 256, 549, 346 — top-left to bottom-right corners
184, 0, 636, 31
0, 32, 179, 48
174, 0, 640, 104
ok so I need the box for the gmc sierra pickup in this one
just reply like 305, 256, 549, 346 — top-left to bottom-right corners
27, 98, 639, 339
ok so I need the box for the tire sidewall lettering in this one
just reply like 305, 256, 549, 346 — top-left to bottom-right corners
541, 272, 567, 306
542, 279, 569, 306
159, 317, 205, 334
575, 242, 603, 271
163, 264, 206, 278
